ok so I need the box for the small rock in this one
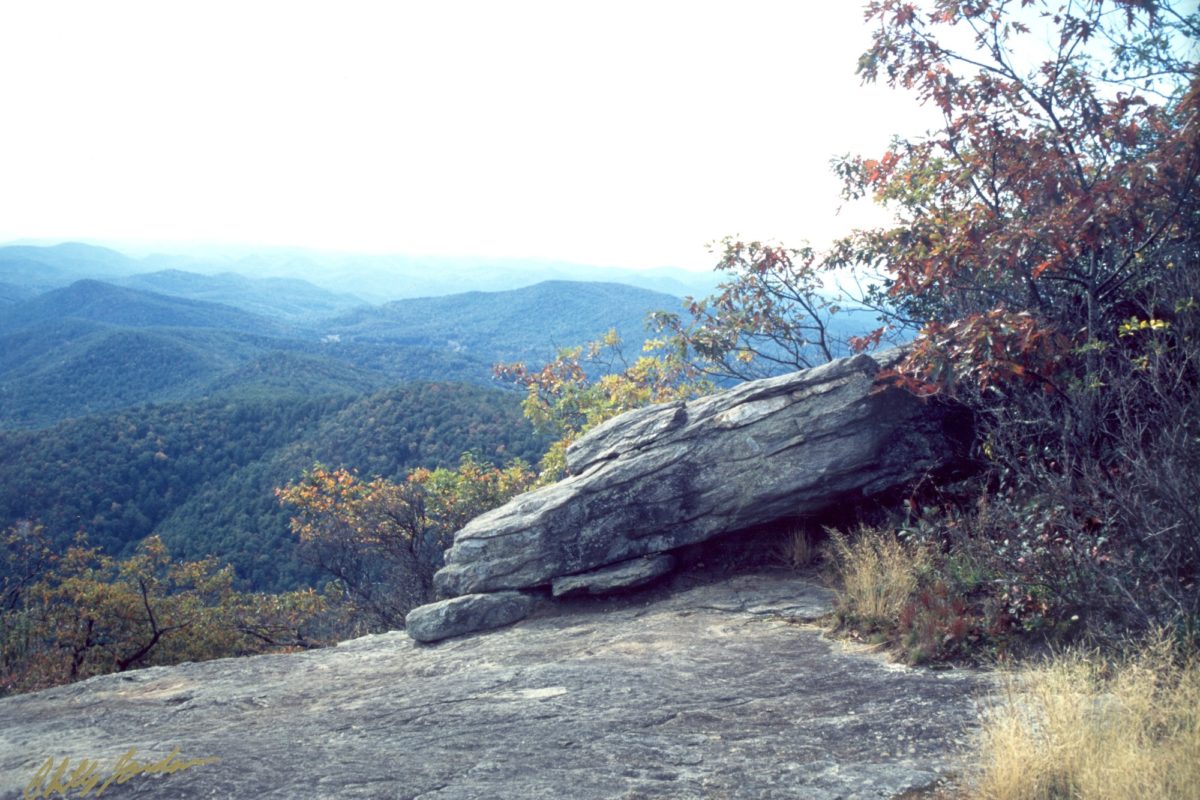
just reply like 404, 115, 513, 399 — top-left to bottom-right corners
552, 554, 677, 597
405, 591, 533, 643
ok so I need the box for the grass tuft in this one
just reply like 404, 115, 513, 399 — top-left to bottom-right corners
829, 526, 928, 626
972, 635, 1200, 800
775, 526, 818, 569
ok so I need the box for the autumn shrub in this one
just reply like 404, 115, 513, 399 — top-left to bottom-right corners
1, 530, 325, 696
929, 280, 1200, 649
775, 526, 819, 570
495, 329, 711, 482
812, 0, 1200, 658
970, 636, 1200, 800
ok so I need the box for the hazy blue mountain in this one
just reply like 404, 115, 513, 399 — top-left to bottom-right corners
0, 279, 290, 337
136, 246, 721, 302
0, 242, 142, 291
326, 280, 686, 366
117, 270, 366, 320
0, 281, 37, 306
0, 318, 112, 375
2, 241, 722, 302
0, 278, 688, 429
199, 351, 390, 399
0, 325, 248, 427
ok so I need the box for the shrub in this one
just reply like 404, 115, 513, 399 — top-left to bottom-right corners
1, 531, 325, 696
277, 455, 536, 630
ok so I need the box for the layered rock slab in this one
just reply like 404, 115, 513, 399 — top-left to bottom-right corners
551, 554, 677, 597
435, 351, 970, 597
0, 571, 989, 800
405, 591, 533, 643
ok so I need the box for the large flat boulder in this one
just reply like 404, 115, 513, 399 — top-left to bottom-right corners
434, 351, 970, 597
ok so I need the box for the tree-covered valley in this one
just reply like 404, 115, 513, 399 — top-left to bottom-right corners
0, 245, 705, 594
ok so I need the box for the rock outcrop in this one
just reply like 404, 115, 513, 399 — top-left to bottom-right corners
0, 570, 989, 800
414, 351, 969, 640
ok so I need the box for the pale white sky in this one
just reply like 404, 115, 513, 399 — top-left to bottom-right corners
0, 1, 936, 271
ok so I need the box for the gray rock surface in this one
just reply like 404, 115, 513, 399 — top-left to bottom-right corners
435, 351, 970, 597
405, 591, 532, 643
0, 570, 989, 800
551, 554, 677, 597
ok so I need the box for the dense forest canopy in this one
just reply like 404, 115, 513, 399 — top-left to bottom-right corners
0, 384, 546, 591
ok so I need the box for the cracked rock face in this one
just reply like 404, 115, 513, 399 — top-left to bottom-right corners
0, 571, 990, 800
551, 554, 677, 597
433, 351, 971, 600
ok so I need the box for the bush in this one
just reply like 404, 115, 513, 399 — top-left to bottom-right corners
1, 531, 325, 696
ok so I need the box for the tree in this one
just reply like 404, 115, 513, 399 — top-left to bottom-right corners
277, 456, 536, 629
830, 0, 1198, 392
819, 0, 1200, 642
649, 238, 850, 381
495, 330, 712, 480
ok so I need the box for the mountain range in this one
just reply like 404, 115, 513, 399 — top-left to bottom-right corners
0, 244, 686, 429
0, 243, 689, 588
0, 241, 721, 303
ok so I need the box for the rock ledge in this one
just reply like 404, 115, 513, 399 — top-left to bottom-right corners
0, 570, 989, 800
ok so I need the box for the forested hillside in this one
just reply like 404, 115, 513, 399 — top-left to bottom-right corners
0, 384, 545, 590
0, 279, 290, 336
324, 280, 682, 367
116, 270, 366, 320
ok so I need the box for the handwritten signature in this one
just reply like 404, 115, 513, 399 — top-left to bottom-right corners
24, 746, 220, 799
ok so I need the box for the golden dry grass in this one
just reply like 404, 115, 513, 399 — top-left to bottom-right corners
829, 526, 928, 624
971, 636, 1200, 800
775, 526, 818, 569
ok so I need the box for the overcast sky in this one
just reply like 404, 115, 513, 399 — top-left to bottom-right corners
0, 2, 937, 271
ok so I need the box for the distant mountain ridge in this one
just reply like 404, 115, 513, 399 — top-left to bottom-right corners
325, 280, 682, 366
0, 241, 721, 302
0, 279, 289, 336
115, 270, 367, 320
0, 242, 140, 292
0, 276, 686, 429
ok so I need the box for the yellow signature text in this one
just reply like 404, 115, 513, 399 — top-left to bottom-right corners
24, 746, 220, 799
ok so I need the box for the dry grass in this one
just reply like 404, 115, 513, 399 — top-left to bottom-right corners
971, 636, 1200, 800
829, 526, 928, 625
775, 526, 818, 569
